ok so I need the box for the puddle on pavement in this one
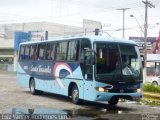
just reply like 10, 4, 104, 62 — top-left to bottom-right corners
6, 100, 160, 119
9, 106, 140, 120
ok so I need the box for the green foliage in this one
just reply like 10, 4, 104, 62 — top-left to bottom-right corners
143, 84, 160, 93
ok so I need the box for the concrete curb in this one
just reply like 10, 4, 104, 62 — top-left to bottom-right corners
143, 92, 160, 99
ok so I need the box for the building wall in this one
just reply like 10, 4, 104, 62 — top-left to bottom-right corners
83, 19, 102, 35
0, 22, 83, 71
0, 39, 14, 48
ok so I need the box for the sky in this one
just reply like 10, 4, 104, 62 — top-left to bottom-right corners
0, 0, 159, 39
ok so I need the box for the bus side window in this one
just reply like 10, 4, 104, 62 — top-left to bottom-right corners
80, 39, 91, 61
80, 39, 91, 76
29, 45, 34, 60
24, 45, 30, 60
56, 42, 67, 61
67, 40, 78, 61
80, 39, 91, 51
29, 45, 37, 60
38, 44, 46, 60
76, 41, 80, 60
33, 45, 38, 61
46, 44, 51, 60
45, 43, 55, 60
50, 43, 56, 60
19, 46, 25, 60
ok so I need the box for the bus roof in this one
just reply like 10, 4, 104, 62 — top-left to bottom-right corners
20, 36, 136, 45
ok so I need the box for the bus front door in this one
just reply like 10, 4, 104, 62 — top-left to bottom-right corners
83, 50, 95, 101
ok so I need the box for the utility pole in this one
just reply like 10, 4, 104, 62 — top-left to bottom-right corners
142, 0, 155, 83
116, 8, 130, 38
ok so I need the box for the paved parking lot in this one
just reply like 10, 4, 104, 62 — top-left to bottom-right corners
0, 73, 84, 113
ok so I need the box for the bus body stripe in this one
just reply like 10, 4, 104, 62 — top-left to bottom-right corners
53, 63, 73, 89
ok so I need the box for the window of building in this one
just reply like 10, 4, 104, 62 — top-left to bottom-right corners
56, 42, 67, 61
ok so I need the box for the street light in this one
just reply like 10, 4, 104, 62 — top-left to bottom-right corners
130, 14, 159, 36
130, 14, 144, 36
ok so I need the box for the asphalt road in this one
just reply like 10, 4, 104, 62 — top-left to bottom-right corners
0, 73, 160, 120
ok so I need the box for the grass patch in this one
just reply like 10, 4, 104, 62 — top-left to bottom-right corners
143, 84, 160, 93
142, 97, 160, 106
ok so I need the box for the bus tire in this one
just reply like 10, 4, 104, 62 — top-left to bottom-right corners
72, 85, 81, 104
29, 79, 42, 95
108, 97, 119, 105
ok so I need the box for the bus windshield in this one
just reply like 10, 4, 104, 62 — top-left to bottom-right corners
95, 42, 142, 82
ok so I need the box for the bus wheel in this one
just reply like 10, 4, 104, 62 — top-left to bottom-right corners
72, 85, 81, 104
30, 79, 36, 95
108, 97, 119, 105
29, 79, 42, 95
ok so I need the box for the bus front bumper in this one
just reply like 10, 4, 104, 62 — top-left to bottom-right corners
95, 91, 142, 102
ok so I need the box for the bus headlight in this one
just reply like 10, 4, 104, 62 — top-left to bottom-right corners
95, 87, 108, 92
136, 88, 142, 93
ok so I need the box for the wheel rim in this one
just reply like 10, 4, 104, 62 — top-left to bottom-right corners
73, 89, 78, 102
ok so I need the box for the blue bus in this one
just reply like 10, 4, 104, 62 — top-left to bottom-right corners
17, 36, 143, 105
